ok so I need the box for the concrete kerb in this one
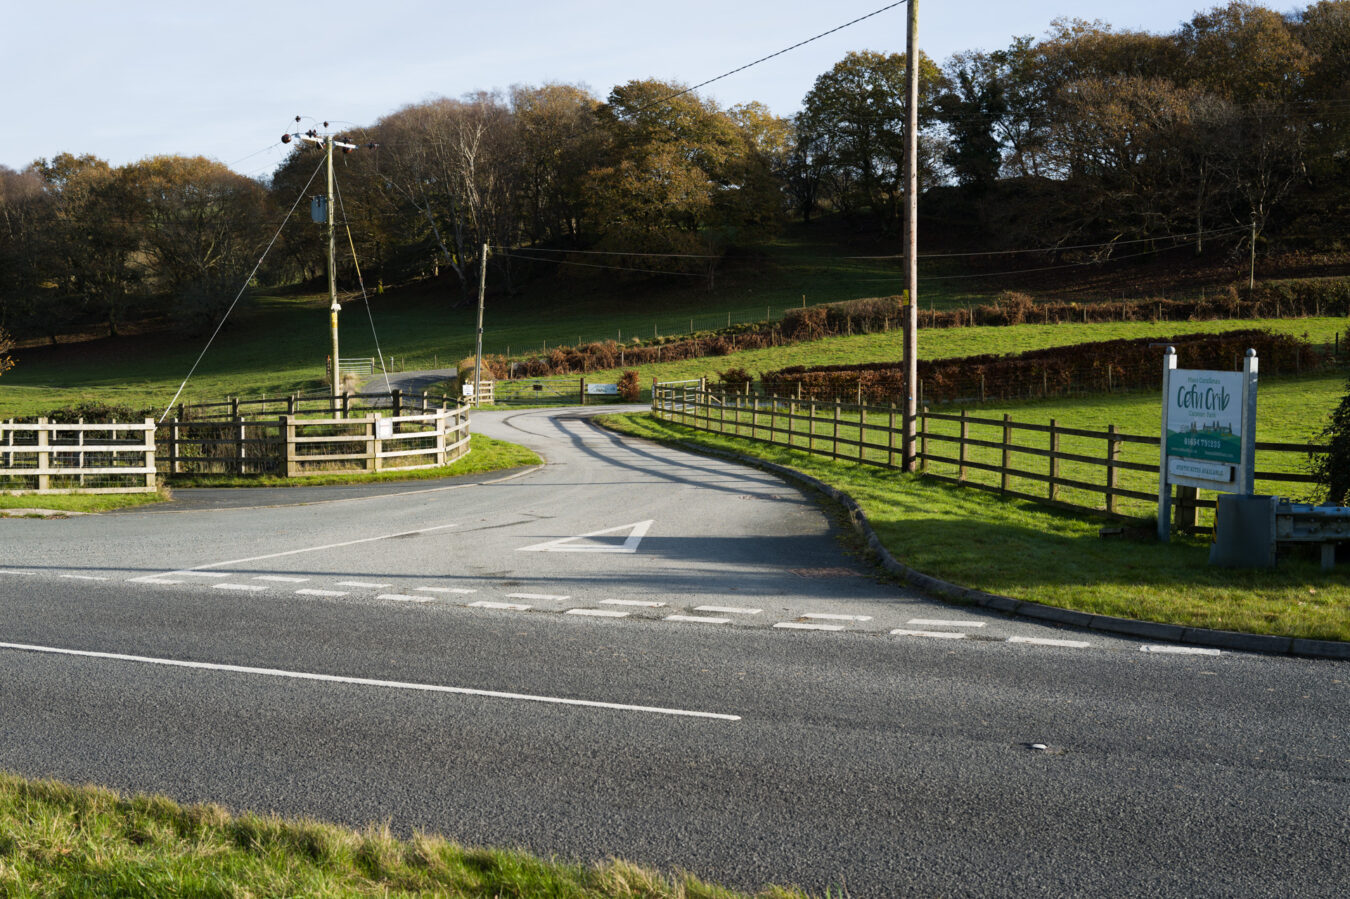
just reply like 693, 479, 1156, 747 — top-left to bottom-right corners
653, 436, 1349, 662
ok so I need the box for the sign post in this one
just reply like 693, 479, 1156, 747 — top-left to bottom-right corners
1158, 347, 1258, 541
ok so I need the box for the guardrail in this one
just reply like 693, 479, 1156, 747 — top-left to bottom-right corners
0, 418, 157, 494
652, 384, 1323, 531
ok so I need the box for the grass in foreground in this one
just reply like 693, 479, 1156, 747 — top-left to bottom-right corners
599, 413, 1350, 643
0, 773, 804, 898
0, 490, 171, 514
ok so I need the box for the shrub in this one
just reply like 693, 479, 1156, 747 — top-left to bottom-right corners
617, 370, 641, 402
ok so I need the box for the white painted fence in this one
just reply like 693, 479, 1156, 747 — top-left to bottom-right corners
0, 419, 157, 494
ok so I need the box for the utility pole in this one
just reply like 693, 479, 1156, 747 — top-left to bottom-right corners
281, 119, 368, 403
902, 0, 920, 471
474, 243, 488, 406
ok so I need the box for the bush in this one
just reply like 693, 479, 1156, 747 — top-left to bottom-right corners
617, 370, 641, 402
1311, 370, 1350, 504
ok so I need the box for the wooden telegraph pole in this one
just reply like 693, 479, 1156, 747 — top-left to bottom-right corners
903, 0, 920, 471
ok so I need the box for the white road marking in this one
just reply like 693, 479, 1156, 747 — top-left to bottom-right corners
337, 581, 392, 589
415, 587, 476, 594
60, 575, 108, 581
666, 615, 730, 624
1140, 645, 1222, 655
507, 593, 569, 601
0, 641, 740, 722
134, 578, 184, 585
295, 589, 347, 597
566, 608, 629, 618
775, 622, 846, 631
471, 601, 531, 611
1008, 636, 1091, 648
601, 599, 665, 607
518, 520, 653, 554
908, 618, 985, 628
378, 594, 432, 603
0, 570, 36, 575
891, 629, 968, 640
213, 584, 268, 592
254, 575, 309, 583
180, 524, 459, 571
695, 605, 762, 615
174, 572, 231, 579
802, 613, 872, 622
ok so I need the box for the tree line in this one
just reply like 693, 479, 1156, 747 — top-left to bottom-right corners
2, 1, 1348, 345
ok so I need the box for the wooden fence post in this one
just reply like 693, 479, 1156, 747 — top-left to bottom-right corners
958, 411, 968, 484
1107, 424, 1120, 514
370, 415, 381, 473
857, 400, 866, 463
1001, 414, 1012, 493
283, 415, 298, 477
392, 389, 403, 417
143, 418, 156, 490
234, 417, 245, 475
833, 399, 841, 458
1048, 419, 1059, 501
888, 403, 896, 468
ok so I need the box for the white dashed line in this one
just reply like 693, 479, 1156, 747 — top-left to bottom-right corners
471, 601, 531, 611
1008, 636, 1091, 648
0, 570, 36, 576
378, 593, 432, 603
415, 587, 476, 594
775, 622, 846, 631
908, 618, 985, 628
134, 578, 184, 585
601, 599, 665, 607
254, 575, 309, 583
566, 609, 629, 618
666, 615, 730, 624
60, 575, 108, 581
0, 640, 740, 721
1140, 645, 1221, 655
802, 614, 871, 622
891, 629, 968, 639
337, 581, 391, 589
213, 583, 268, 592
695, 605, 762, 615
295, 589, 347, 597
176, 572, 231, 579
507, 593, 570, 601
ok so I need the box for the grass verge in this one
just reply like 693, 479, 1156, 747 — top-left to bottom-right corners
164, 434, 540, 488
598, 413, 1350, 643
0, 772, 805, 898
0, 490, 171, 514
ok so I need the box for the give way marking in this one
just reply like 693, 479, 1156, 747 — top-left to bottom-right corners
518, 520, 653, 554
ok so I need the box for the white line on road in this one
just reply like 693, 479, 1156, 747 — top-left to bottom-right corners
60, 575, 108, 581
0, 641, 740, 722
1008, 636, 1092, 648
378, 594, 432, 603
337, 581, 391, 589
1140, 645, 1222, 655
0, 570, 36, 575
666, 615, 730, 624
415, 587, 476, 594
802, 614, 871, 622
566, 609, 629, 618
519, 520, 653, 554
295, 589, 347, 597
134, 578, 184, 585
601, 599, 665, 607
182, 524, 459, 572
254, 575, 310, 583
507, 593, 570, 601
775, 622, 846, 631
908, 618, 985, 628
471, 601, 531, 611
695, 605, 762, 615
891, 629, 968, 639
173, 572, 231, 579
213, 584, 268, 592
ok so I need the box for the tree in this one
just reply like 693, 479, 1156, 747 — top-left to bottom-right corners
1180, 1, 1313, 103
796, 50, 942, 230
511, 83, 602, 246
1311, 368, 1350, 504
0, 325, 13, 379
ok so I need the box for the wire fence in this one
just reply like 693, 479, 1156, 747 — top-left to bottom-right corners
0, 419, 157, 494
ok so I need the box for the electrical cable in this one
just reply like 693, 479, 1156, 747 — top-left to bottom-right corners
334, 173, 392, 393
158, 156, 325, 424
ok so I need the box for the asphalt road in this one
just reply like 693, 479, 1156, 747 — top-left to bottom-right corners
1, 407, 1346, 896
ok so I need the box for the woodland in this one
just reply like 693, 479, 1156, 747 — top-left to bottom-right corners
1, 1, 1349, 344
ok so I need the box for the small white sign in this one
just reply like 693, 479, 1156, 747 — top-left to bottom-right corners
1167, 457, 1233, 483
376, 418, 394, 440
461, 383, 475, 397
586, 383, 620, 395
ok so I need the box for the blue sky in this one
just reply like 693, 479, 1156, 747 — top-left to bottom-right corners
5, 1, 1285, 179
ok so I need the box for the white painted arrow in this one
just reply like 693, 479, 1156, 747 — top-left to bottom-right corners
518, 520, 653, 554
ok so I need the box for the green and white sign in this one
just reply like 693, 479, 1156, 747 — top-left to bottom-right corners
1157, 348, 1259, 541
1165, 370, 1244, 466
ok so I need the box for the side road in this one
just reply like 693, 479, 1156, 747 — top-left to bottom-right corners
594, 415, 1350, 661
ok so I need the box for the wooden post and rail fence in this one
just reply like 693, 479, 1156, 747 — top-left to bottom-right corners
652, 382, 1324, 533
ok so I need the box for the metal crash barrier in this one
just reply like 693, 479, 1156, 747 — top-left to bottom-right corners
1211, 494, 1350, 570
